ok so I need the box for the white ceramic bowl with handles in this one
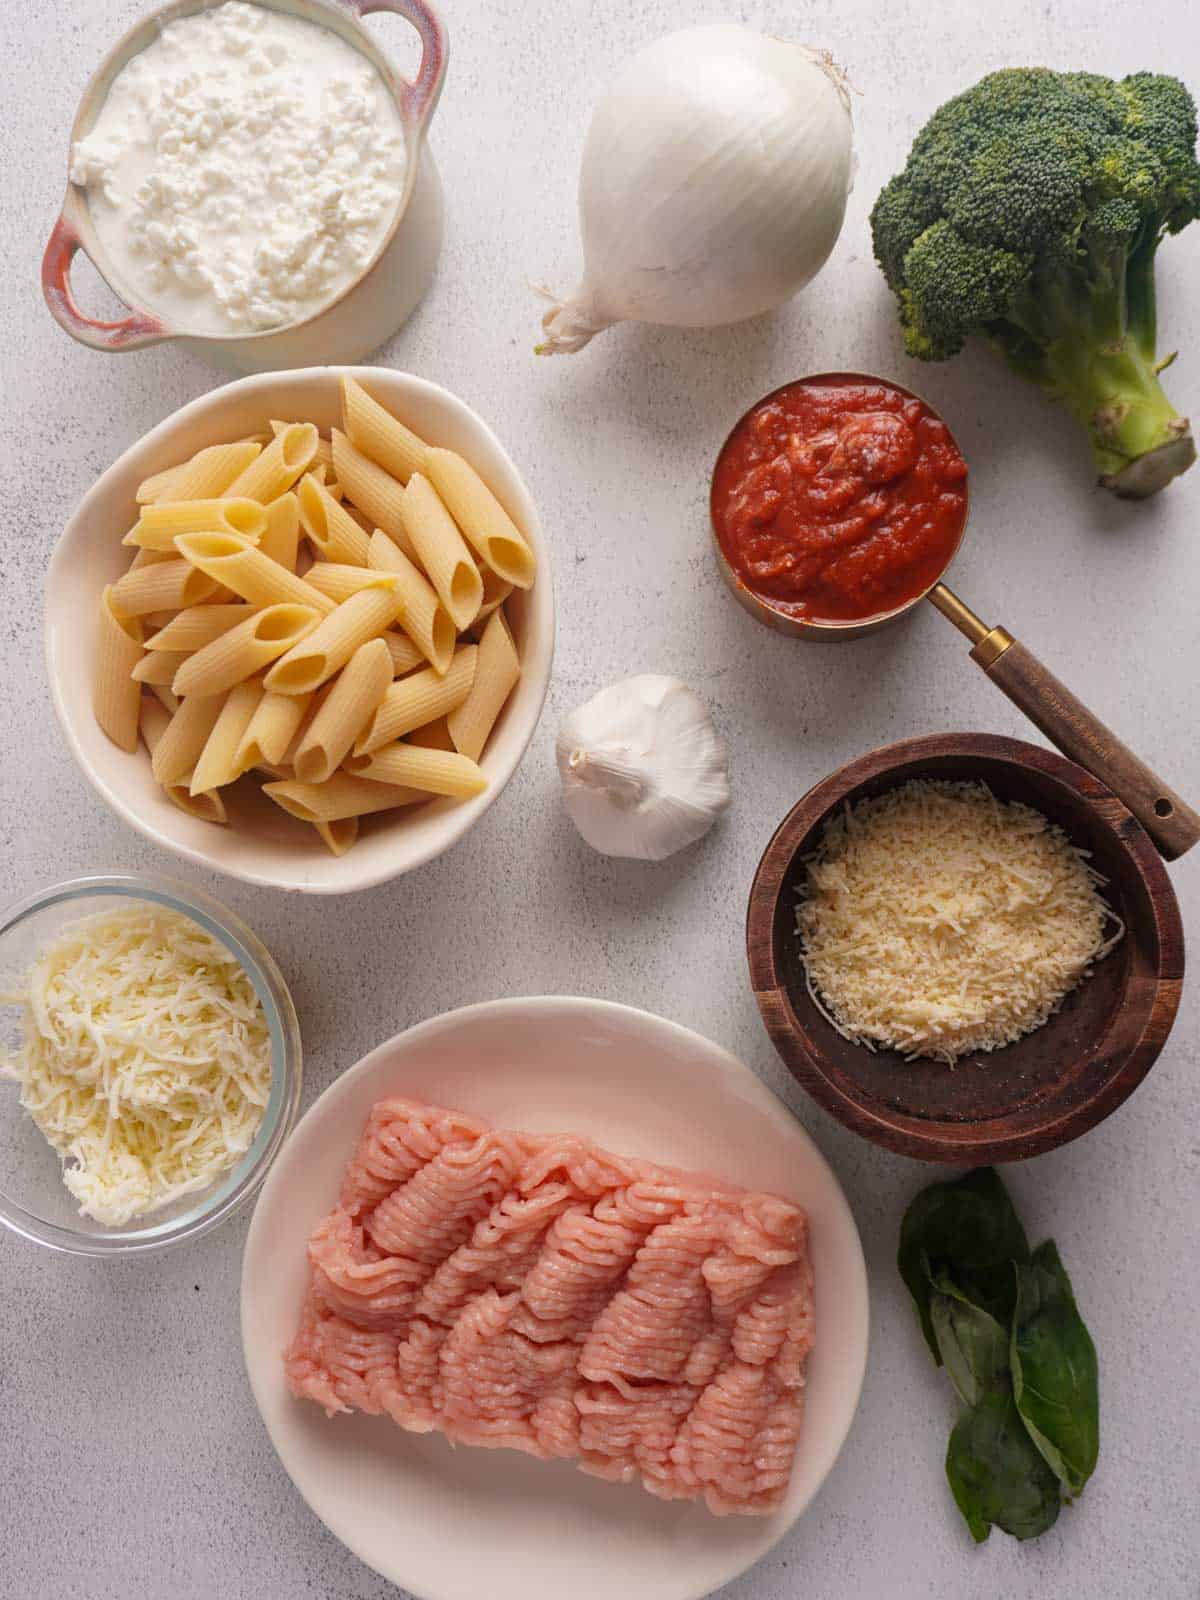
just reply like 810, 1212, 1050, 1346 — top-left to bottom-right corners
41, 0, 447, 373
45, 367, 555, 894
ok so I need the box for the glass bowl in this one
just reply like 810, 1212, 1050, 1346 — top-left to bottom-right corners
0, 875, 302, 1256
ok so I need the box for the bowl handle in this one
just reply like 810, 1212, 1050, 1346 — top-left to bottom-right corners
344, 0, 447, 136
42, 213, 168, 352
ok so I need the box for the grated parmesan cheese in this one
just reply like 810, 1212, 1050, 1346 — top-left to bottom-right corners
1, 905, 271, 1226
795, 779, 1124, 1064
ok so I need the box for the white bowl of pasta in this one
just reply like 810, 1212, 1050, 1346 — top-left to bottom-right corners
46, 368, 554, 893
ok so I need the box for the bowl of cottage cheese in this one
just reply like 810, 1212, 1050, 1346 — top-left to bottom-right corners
42, 0, 447, 371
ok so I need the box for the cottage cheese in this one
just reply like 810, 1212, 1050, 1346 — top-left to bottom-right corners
70, 2, 407, 336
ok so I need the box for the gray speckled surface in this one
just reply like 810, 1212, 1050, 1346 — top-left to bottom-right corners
2, 1, 1199, 1596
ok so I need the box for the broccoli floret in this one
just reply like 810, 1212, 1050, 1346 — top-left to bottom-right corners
870, 68, 1200, 497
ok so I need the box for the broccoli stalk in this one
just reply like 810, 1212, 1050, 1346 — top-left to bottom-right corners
871, 69, 1200, 498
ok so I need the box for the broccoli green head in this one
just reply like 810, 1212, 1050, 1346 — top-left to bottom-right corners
870, 68, 1200, 495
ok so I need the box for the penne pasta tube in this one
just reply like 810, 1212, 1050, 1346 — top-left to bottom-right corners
94, 586, 144, 752
313, 816, 358, 855
425, 448, 537, 589
225, 422, 319, 502
173, 532, 336, 615
447, 607, 521, 761
341, 376, 429, 483
151, 693, 225, 786
475, 564, 514, 625
259, 492, 301, 571
145, 604, 254, 653
324, 478, 345, 502
331, 429, 417, 557
269, 421, 333, 473
399, 473, 483, 630
380, 629, 426, 677
302, 563, 399, 605
345, 742, 488, 798
132, 649, 188, 686
367, 530, 455, 674
125, 497, 267, 550
264, 582, 401, 695
235, 689, 313, 772
172, 603, 322, 698
110, 558, 219, 616
264, 773, 426, 822
297, 473, 371, 565
354, 645, 477, 755
137, 440, 262, 505
150, 684, 179, 715
405, 715, 457, 752
128, 549, 175, 571
190, 679, 265, 795
293, 637, 392, 784
139, 697, 227, 824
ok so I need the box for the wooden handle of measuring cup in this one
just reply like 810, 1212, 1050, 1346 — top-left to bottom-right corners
974, 637, 1200, 860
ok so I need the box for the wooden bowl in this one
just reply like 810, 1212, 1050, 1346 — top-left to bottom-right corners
747, 733, 1184, 1163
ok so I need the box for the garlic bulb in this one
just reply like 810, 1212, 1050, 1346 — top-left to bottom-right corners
556, 676, 731, 860
537, 25, 854, 355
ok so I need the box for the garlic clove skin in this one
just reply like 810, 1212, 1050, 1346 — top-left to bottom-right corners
556, 675, 731, 860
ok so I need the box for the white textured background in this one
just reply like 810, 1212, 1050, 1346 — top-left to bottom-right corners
2, 1, 1198, 1596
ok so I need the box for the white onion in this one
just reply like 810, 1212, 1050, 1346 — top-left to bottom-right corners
537, 24, 854, 355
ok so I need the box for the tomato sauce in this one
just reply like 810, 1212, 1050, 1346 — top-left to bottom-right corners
712, 375, 968, 623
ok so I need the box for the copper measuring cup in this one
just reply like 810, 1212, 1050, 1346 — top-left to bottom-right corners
711, 372, 1200, 861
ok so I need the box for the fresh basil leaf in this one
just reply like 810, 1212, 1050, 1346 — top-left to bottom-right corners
1011, 1240, 1099, 1498
945, 1389, 1062, 1543
929, 1266, 1010, 1408
899, 1168, 1031, 1362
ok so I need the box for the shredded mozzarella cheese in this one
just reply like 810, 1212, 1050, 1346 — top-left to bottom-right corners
795, 779, 1124, 1064
1, 905, 271, 1225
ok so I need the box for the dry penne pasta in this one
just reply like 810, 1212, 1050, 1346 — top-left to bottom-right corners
129, 548, 175, 571
399, 472, 483, 630
380, 629, 425, 677
425, 448, 536, 589
475, 565, 514, 624
131, 649, 188, 686
331, 429, 417, 557
226, 422, 319, 502
173, 532, 336, 615
235, 689, 313, 772
110, 558, 219, 616
367, 530, 455, 674
137, 440, 262, 505
190, 680, 266, 795
151, 693, 226, 786
139, 696, 227, 824
293, 637, 393, 784
145, 603, 254, 653
125, 497, 267, 550
259, 492, 301, 571
264, 773, 426, 822
94, 586, 144, 751
302, 563, 399, 605
342, 376, 428, 483
406, 715, 457, 751
94, 398, 534, 855
172, 603, 322, 698
264, 581, 401, 695
447, 607, 521, 761
346, 742, 488, 798
297, 473, 371, 565
313, 816, 358, 855
270, 421, 335, 476
354, 645, 477, 755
